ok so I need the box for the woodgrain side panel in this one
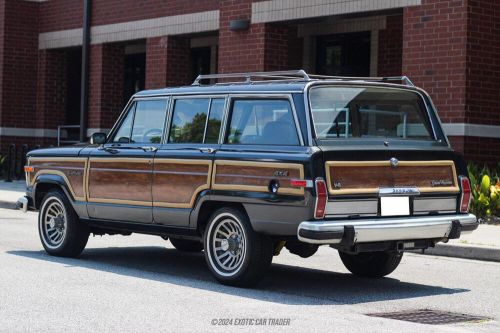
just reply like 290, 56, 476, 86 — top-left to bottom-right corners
213, 160, 305, 195
153, 159, 212, 208
28, 158, 87, 201
326, 160, 459, 195
87, 158, 152, 204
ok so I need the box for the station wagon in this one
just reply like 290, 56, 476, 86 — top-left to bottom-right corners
20, 70, 478, 286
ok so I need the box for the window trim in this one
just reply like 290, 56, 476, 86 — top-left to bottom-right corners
222, 94, 305, 146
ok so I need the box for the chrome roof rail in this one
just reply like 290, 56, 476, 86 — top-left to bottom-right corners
192, 70, 311, 85
192, 70, 414, 87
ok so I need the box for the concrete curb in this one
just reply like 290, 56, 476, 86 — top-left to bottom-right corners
419, 243, 500, 263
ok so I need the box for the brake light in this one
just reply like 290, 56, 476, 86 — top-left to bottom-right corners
459, 176, 471, 213
314, 178, 327, 219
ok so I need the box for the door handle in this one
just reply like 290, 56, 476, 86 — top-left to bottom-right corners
141, 146, 158, 152
198, 147, 216, 154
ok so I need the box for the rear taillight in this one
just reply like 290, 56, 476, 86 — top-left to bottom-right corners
459, 176, 471, 213
314, 178, 327, 219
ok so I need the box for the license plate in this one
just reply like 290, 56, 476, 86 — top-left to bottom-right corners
380, 196, 410, 216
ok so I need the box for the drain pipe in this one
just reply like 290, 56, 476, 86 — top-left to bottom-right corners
79, 0, 91, 142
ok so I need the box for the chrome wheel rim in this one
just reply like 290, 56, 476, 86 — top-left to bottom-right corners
40, 197, 67, 249
207, 213, 247, 277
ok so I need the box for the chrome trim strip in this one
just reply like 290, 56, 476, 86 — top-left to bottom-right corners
298, 213, 477, 244
325, 199, 378, 216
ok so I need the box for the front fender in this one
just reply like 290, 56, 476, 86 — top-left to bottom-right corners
32, 174, 74, 207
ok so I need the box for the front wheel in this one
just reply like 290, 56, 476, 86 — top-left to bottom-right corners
339, 251, 403, 278
203, 208, 273, 287
38, 189, 89, 257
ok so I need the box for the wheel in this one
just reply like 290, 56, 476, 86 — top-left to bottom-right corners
203, 208, 273, 287
38, 189, 89, 257
170, 237, 203, 252
339, 251, 403, 278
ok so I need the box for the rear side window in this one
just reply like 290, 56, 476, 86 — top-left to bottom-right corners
226, 99, 299, 145
169, 99, 210, 143
310, 86, 434, 140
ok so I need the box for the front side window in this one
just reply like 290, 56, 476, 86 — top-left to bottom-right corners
112, 103, 135, 143
310, 86, 433, 140
111, 99, 168, 144
131, 100, 168, 143
226, 99, 299, 145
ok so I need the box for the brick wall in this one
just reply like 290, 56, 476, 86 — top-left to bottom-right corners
88, 43, 124, 129
0, 0, 41, 156
218, 0, 292, 74
39, 0, 219, 33
378, 14, 403, 76
145, 36, 190, 89
403, 0, 468, 124
36, 49, 67, 140
466, 0, 500, 127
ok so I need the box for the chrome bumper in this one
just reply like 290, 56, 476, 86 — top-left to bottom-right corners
297, 213, 478, 245
17, 196, 28, 213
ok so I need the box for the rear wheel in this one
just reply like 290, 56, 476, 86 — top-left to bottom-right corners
203, 208, 273, 287
339, 251, 403, 278
169, 238, 203, 252
38, 189, 89, 257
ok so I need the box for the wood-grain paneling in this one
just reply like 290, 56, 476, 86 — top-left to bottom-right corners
326, 160, 459, 195
87, 158, 153, 205
153, 159, 212, 208
28, 157, 87, 201
212, 160, 305, 195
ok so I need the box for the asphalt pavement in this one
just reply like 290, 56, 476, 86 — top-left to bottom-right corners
0, 207, 499, 332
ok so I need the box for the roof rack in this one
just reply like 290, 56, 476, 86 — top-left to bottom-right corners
192, 70, 414, 87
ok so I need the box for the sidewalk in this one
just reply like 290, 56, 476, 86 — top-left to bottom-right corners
0, 179, 499, 262
0, 180, 26, 209
421, 224, 500, 262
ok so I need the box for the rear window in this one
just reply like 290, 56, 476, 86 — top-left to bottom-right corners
310, 86, 434, 140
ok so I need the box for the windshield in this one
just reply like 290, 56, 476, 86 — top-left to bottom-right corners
309, 86, 434, 140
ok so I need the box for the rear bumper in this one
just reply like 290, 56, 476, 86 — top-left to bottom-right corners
297, 213, 478, 245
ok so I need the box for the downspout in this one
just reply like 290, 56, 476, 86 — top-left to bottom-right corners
79, 0, 91, 142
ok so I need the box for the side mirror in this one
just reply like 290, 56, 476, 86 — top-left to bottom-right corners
90, 132, 107, 145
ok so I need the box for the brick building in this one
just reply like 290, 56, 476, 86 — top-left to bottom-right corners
0, 0, 498, 164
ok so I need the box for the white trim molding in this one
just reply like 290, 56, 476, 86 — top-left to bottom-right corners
0, 127, 58, 138
252, 0, 421, 24
39, 10, 219, 49
442, 123, 500, 139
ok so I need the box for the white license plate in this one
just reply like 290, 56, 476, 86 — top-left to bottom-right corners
380, 196, 410, 216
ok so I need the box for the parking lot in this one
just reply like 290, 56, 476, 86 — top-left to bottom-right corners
0, 207, 499, 332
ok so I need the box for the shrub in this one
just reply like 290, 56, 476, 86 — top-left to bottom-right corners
467, 163, 500, 220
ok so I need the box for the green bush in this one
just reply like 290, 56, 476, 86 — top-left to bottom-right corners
467, 163, 500, 219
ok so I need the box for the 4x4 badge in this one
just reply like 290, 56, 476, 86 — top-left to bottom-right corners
390, 157, 399, 168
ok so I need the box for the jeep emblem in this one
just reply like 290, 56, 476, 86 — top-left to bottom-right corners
390, 157, 399, 168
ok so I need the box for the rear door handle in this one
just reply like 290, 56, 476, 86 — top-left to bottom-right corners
198, 147, 216, 154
